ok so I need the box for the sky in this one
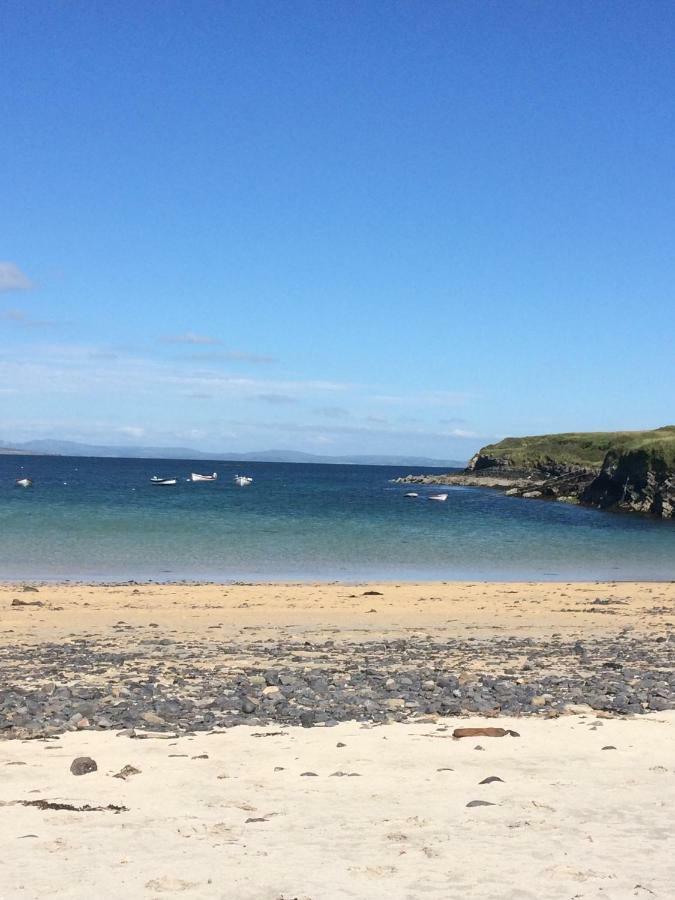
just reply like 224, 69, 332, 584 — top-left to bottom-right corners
1, 0, 674, 460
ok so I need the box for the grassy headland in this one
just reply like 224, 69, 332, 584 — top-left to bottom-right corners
469, 425, 675, 473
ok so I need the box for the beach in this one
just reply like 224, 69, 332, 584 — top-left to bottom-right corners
1, 581, 674, 897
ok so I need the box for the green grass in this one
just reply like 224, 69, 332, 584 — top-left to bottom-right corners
475, 426, 675, 470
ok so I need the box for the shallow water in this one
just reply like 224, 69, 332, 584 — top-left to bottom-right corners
0, 455, 673, 581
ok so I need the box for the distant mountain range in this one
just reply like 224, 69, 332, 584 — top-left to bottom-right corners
0, 439, 465, 469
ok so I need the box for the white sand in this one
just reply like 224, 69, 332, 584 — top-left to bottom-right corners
1, 714, 674, 899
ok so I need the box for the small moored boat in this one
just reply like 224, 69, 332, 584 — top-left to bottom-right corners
428, 493, 448, 502
404, 492, 419, 498
190, 472, 218, 482
150, 476, 177, 486
15, 477, 33, 488
233, 474, 253, 486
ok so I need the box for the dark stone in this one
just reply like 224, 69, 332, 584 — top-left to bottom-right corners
70, 756, 97, 776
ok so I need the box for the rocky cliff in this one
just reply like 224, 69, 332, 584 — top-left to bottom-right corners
471, 427, 675, 518
582, 445, 674, 518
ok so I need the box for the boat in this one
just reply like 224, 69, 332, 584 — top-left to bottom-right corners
233, 474, 253, 486
150, 477, 177, 486
404, 492, 419, 498
428, 493, 448, 502
190, 472, 218, 482
15, 477, 33, 488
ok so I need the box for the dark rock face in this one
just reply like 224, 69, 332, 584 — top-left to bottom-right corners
582, 448, 674, 518
468, 453, 513, 472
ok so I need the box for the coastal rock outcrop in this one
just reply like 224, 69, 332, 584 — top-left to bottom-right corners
582, 446, 674, 518
396, 426, 675, 519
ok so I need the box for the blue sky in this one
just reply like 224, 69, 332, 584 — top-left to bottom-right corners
1, 1, 673, 459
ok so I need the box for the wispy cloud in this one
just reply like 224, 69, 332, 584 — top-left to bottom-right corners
0, 308, 58, 329
314, 405, 350, 418
440, 416, 468, 426
365, 414, 389, 425
369, 389, 473, 407
184, 350, 278, 364
256, 393, 299, 405
161, 331, 221, 345
228, 418, 483, 443
0, 262, 33, 292
117, 425, 145, 439
450, 428, 479, 438
0, 342, 352, 399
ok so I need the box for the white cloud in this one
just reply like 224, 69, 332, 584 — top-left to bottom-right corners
117, 425, 145, 439
449, 428, 479, 438
0, 262, 33, 292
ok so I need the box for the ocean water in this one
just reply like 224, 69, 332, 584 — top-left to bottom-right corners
0, 455, 673, 582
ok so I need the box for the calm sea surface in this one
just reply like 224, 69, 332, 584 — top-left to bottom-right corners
0, 455, 673, 582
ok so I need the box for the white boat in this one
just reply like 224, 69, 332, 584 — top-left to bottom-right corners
428, 493, 448, 502
233, 474, 253, 486
15, 477, 33, 488
190, 472, 217, 482
151, 477, 177, 486
404, 492, 419, 498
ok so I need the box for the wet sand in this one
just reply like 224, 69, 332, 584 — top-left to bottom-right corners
2, 580, 674, 645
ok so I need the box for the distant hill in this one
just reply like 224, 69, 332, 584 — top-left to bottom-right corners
0, 439, 465, 469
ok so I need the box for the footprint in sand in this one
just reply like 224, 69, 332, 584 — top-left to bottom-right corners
144, 876, 199, 892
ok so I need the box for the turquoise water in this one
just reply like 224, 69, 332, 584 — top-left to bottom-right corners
0, 455, 673, 581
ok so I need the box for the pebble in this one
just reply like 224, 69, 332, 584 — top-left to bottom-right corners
113, 765, 141, 780
142, 711, 165, 726
0, 630, 671, 738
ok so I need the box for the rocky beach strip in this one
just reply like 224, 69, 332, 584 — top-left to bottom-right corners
2, 582, 673, 739
2, 630, 674, 739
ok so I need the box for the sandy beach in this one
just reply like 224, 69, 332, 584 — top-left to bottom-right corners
2, 581, 674, 898
3, 580, 674, 644
1, 714, 674, 899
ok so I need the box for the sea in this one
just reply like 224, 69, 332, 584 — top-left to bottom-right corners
0, 455, 673, 582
